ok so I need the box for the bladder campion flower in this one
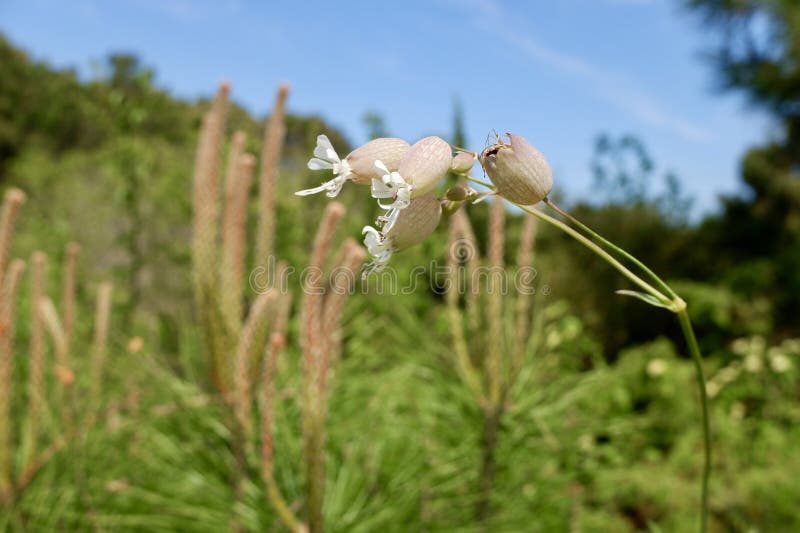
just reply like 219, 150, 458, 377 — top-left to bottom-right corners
362, 194, 442, 276
479, 133, 553, 205
297, 135, 409, 198
372, 160, 413, 231
297, 133, 453, 274
371, 136, 452, 230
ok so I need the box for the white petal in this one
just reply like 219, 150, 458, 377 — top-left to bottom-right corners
381, 208, 403, 232
295, 182, 334, 196
313, 134, 338, 161
332, 159, 351, 177
362, 225, 381, 239
385, 171, 409, 189
361, 244, 394, 279
361, 226, 384, 251
396, 186, 412, 203
308, 158, 334, 170
325, 179, 346, 197
295, 176, 346, 197
376, 198, 398, 210
374, 160, 390, 175
371, 178, 395, 199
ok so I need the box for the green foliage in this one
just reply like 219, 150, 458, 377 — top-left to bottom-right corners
590, 133, 692, 222
683, 0, 800, 329
361, 111, 389, 140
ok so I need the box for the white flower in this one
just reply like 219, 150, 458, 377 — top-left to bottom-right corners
646, 358, 667, 377
361, 226, 394, 277
769, 352, 792, 373
361, 194, 443, 278
743, 353, 763, 373
730, 337, 750, 355
371, 160, 412, 232
296, 135, 353, 198
717, 365, 740, 384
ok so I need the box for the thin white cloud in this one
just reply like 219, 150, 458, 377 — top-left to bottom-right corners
450, 0, 710, 142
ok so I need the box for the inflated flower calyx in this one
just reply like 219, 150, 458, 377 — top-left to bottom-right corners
445, 186, 469, 202
361, 194, 443, 276
479, 133, 553, 205
346, 137, 410, 184
450, 152, 476, 173
298, 135, 409, 197
370, 136, 452, 233
397, 136, 452, 197
386, 193, 443, 251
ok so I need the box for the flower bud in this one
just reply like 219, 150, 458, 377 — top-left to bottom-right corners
445, 186, 469, 202
398, 136, 452, 196
346, 138, 410, 184
386, 193, 442, 251
479, 133, 553, 205
450, 152, 475, 173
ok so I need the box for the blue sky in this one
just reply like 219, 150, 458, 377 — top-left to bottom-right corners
0, 0, 774, 215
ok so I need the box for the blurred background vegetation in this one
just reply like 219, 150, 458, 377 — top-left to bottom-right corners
0, 0, 798, 531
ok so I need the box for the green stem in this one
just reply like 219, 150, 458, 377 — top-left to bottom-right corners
446, 302, 486, 404
677, 309, 710, 533
512, 194, 710, 532
513, 205, 669, 304
305, 411, 325, 533
544, 198, 678, 300
463, 175, 494, 189
475, 406, 502, 525
265, 475, 306, 533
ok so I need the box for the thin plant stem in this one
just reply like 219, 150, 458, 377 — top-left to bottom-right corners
463, 175, 493, 189
445, 214, 485, 404
445, 300, 485, 403
486, 197, 505, 405
475, 406, 502, 524
540, 196, 710, 532
677, 309, 710, 533
462, 176, 668, 303
260, 333, 306, 533
509, 196, 710, 533
543, 198, 678, 300
266, 475, 305, 533
513, 204, 668, 304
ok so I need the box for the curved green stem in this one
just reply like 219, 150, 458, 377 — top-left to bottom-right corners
463, 174, 494, 189
543, 198, 678, 300
513, 204, 669, 304
677, 309, 711, 533
508, 193, 709, 532
265, 475, 306, 533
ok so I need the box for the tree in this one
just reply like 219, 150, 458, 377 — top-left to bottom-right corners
362, 110, 389, 140
683, 0, 800, 329
451, 97, 467, 149
591, 133, 692, 222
